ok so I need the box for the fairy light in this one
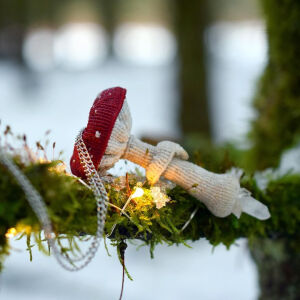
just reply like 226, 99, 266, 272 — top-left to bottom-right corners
5, 227, 17, 238
130, 187, 144, 199
107, 187, 145, 238
121, 187, 144, 213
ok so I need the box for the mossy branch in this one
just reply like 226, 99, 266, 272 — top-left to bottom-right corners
1, 156, 299, 271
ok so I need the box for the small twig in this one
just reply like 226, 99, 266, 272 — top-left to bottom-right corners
118, 241, 127, 300
74, 175, 132, 220
180, 207, 200, 233
125, 173, 131, 196
52, 142, 56, 161
108, 203, 131, 220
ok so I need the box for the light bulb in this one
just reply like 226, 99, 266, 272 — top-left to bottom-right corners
120, 187, 145, 215
131, 187, 144, 199
5, 227, 17, 238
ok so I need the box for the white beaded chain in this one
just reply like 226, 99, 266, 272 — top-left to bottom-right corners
0, 129, 108, 271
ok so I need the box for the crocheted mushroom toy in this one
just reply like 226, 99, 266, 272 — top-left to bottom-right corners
70, 87, 270, 220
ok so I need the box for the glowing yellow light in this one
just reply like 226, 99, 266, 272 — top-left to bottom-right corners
38, 157, 50, 164
48, 162, 67, 174
120, 187, 145, 215
16, 224, 32, 235
131, 187, 144, 199
5, 227, 17, 238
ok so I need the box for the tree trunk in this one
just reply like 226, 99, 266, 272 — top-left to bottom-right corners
251, 239, 300, 300
98, 0, 120, 56
249, 0, 300, 170
0, 0, 28, 62
250, 1, 300, 299
173, 0, 212, 140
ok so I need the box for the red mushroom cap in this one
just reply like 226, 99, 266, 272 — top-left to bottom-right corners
70, 87, 126, 178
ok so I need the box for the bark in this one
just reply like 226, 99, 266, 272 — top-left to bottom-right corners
173, 0, 212, 139
251, 239, 300, 300
249, 1, 300, 299
249, 0, 300, 170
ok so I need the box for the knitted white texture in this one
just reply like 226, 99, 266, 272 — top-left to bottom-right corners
98, 101, 270, 220
122, 137, 270, 219
146, 141, 189, 185
100, 100, 132, 170
122, 136, 238, 217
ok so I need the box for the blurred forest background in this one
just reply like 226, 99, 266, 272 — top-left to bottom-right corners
1, 0, 299, 299
0, 0, 263, 142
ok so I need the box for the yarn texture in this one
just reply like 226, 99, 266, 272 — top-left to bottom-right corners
70, 87, 126, 178
70, 87, 270, 220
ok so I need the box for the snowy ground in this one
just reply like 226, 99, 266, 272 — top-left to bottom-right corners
0, 21, 267, 300
0, 239, 258, 300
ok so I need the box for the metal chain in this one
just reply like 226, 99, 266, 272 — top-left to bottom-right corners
0, 130, 108, 272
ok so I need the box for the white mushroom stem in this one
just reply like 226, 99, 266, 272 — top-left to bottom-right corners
122, 135, 270, 220
100, 99, 270, 220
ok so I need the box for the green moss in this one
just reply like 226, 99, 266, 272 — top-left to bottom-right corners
245, 1, 300, 298
249, 0, 300, 170
0, 155, 299, 271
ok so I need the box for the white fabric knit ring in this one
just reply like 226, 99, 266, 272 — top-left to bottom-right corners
146, 141, 189, 185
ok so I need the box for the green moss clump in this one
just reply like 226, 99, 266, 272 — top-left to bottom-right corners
248, 2, 300, 297
0, 155, 299, 271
